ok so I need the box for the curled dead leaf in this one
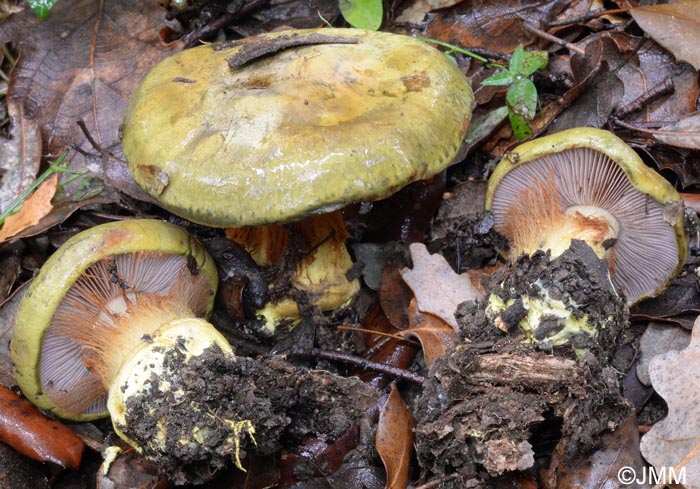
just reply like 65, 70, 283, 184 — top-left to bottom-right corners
399, 299, 456, 368
0, 174, 57, 244
376, 384, 415, 489
0, 384, 84, 469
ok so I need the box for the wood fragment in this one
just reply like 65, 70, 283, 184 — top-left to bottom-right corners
224, 33, 359, 69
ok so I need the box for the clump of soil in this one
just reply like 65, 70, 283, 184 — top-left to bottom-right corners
483, 239, 627, 353
413, 240, 631, 487
118, 344, 378, 485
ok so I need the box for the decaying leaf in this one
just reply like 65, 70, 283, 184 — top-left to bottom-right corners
0, 384, 84, 469
640, 315, 700, 488
636, 322, 691, 387
0, 173, 57, 244
0, 0, 182, 201
396, 0, 462, 24
650, 112, 700, 149
0, 97, 41, 213
399, 299, 456, 368
376, 384, 414, 489
630, 2, 700, 70
400, 242, 482, 330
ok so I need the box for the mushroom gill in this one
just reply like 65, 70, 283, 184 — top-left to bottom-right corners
490, 147, 680, 303
41, 251, 210, 416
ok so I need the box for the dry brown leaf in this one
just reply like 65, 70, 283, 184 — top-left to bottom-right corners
0, 173, 57, 243
630, 2, 700, 70
650, 112, 700, 149
376, 384, 415, 489
0, 0, 182, 201
400, 243, 482, 330
640, 315, 700, 488
423, 0, 568, 55
399, 299, 455, 368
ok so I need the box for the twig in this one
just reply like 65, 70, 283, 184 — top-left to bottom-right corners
681, 193, 700, 214
614, 78, 674, 119
549, 8, 630, 27
413, 474, 460, 488
522, 22, 586, 56
76, 119, 111, 158
289, 347, 427, 384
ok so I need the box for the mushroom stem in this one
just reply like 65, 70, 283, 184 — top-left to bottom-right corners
226, 209, 359, 332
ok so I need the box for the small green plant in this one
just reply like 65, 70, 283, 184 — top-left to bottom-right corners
481, 44, 548, 140
27, 0, 58, 20
0, 150, 88, 227
418, 39, 547, 140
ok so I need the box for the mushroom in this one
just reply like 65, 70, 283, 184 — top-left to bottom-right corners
120, 28, 475, 333
485, 127, 687, 305
11, 219, 255, 480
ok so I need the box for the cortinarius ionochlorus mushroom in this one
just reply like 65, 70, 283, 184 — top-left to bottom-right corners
485, 127, 687, 305
121, 28, 475, 333
11, 219, 255, 480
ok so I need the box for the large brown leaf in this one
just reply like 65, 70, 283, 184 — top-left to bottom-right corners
0, 0, 182, 200
376, 384, 414, 489
648, 112, 700, 149
422, 0, 568, 55
630, 2, 700, 70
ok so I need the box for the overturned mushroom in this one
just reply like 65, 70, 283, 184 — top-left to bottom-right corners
121, 28, 474, 334
485, 127, 687, 304
11, 220, 254, 482
11, 219, 379, 484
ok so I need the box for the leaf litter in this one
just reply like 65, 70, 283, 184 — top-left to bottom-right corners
1, 0, 700, 487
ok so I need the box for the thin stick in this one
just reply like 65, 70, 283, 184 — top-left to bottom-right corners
522, 22, 586, 56
549, 8, 630, 27
290, 347, 427, 384
681, 193, 700, 214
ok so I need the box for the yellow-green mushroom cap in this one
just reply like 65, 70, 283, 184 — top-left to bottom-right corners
121, 28, 474, 227
485, 127, 687, 304
11, 219, 218, 421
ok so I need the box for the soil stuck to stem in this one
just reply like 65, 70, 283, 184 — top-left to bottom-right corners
118, 345, 378, 485
414, 240, 631, 487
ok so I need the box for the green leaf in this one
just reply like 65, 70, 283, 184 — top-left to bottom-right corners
339, 0, 383, 30
508, 112, 532, 140
27, 0, 58, 20
481, 70, 514, 86
509, 44, 525, 74
506, 78, 538, 120
521, 50, 548, 76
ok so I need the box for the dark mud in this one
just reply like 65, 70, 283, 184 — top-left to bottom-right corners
119, 344, 378, 485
